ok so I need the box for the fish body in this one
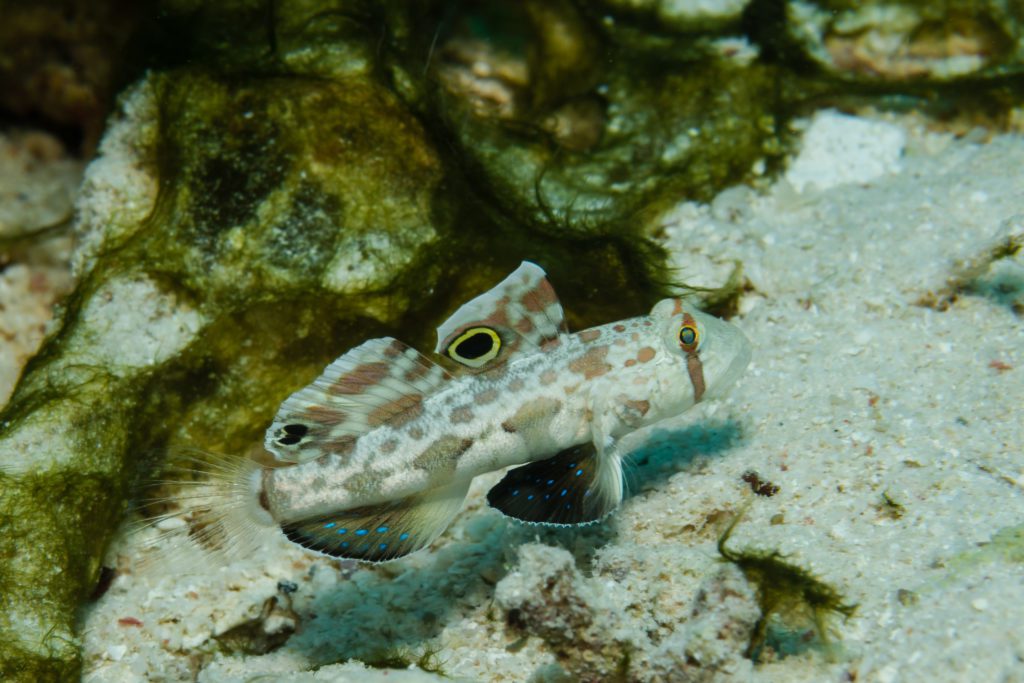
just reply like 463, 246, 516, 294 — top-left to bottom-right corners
191, 262, 750, 563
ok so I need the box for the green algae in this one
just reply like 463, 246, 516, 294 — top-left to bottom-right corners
944, 523, 1024, 575
9, 0, 976, 677
428, 1, 783, 237
0, 8, 689, 677
361, 643, 450, 677
917, 223, 1023, 316
0, 63, 456, 678
718, 513, 856, 663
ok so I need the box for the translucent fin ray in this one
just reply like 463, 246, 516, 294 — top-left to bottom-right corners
265, 337, 451, 462
129, 449, 272, 575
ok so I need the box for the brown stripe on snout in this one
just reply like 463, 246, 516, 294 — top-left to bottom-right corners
680, 310, 706, 402
686, 352, 706, 402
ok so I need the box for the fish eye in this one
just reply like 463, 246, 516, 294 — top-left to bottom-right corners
447, 326, 501, 367
678, 323, 700, 352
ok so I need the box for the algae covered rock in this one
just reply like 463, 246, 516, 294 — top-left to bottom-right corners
0, 2, 792, 679
785, 0, 1024, 81
0, 64, 453, 678
431, 1, 782, 236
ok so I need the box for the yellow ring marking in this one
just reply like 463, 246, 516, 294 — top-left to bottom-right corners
447, 326, 502, 368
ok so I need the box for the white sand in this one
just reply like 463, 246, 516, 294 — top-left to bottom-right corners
78, 111, 1024, 682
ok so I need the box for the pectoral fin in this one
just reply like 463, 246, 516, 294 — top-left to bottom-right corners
280, 478, 470, 562
486, 443, 623, 526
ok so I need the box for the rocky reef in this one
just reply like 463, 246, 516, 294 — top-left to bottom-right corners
2, 1, 1024, 680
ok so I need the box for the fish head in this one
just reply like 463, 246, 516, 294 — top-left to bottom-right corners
649, 298, 751, 406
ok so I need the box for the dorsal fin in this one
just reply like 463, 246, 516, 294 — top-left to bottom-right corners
265, 338, 451, 463
435, 261, 567, 371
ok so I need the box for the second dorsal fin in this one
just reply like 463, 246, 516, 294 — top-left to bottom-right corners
435, 262, 567, 371
264, 337, 451, 463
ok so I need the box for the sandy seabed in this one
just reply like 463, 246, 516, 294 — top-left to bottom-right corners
58, 111, 1024, 682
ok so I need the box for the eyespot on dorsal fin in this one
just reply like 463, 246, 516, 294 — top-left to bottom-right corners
265, 337, 451, 463
435, 261, 568, 371
280, 478, 471, 562
486, 443, 623, 526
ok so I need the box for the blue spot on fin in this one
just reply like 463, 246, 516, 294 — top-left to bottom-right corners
280, 478, 471, 563
486, 443, 622, 526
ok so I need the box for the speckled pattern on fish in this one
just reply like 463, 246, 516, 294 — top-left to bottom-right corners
222, 263, 750, 562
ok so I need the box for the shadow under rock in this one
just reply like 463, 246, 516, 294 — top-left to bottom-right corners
276, 419, 743, 667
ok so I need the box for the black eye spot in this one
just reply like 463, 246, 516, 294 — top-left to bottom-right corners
455, 332, 495, 360
283, 423, 308, 436
277, 434, 302, 446
447, 326, 502, 368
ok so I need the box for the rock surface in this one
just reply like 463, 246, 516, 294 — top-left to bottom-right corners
75, 112, 1024, 681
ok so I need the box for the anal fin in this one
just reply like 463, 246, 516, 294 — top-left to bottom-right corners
280, 478, 470, 562
486, 443, 623, 526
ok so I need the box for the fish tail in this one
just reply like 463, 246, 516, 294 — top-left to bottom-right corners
126, 446, 273, 575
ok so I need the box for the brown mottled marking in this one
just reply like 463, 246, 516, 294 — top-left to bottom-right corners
540, 337, 562, 351
636, 347, 656, 363
380, 438, 399, 455
413, 436, 474, 472
613, 324, 626, 332
625, 358, 637, 367
450, 406, 475, 424
521, 281, 558, 313
477, 388, 499, 404
623, 399, 650, 424
326, 435, 357, 457
614, 338, 626, 347
403, 361, 431, 383
301, 405, 348, 426
540, 368, 559, 385
500, 397, 562, 441
383, 340, 404, 359
643, 320, 652, 327
331, 361, 390, 395
367, 393, 423, 428
630, 332, 640, 341
342, 470, 383, 496
672, 299, 684, 316
481, 296, 512, 328
687, 352, 706, 402
515, 316, 535, 334
569, 346, 612, 379
508, 377, 526, 392
408, 426, 425, 440
579, 329, 601, 343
